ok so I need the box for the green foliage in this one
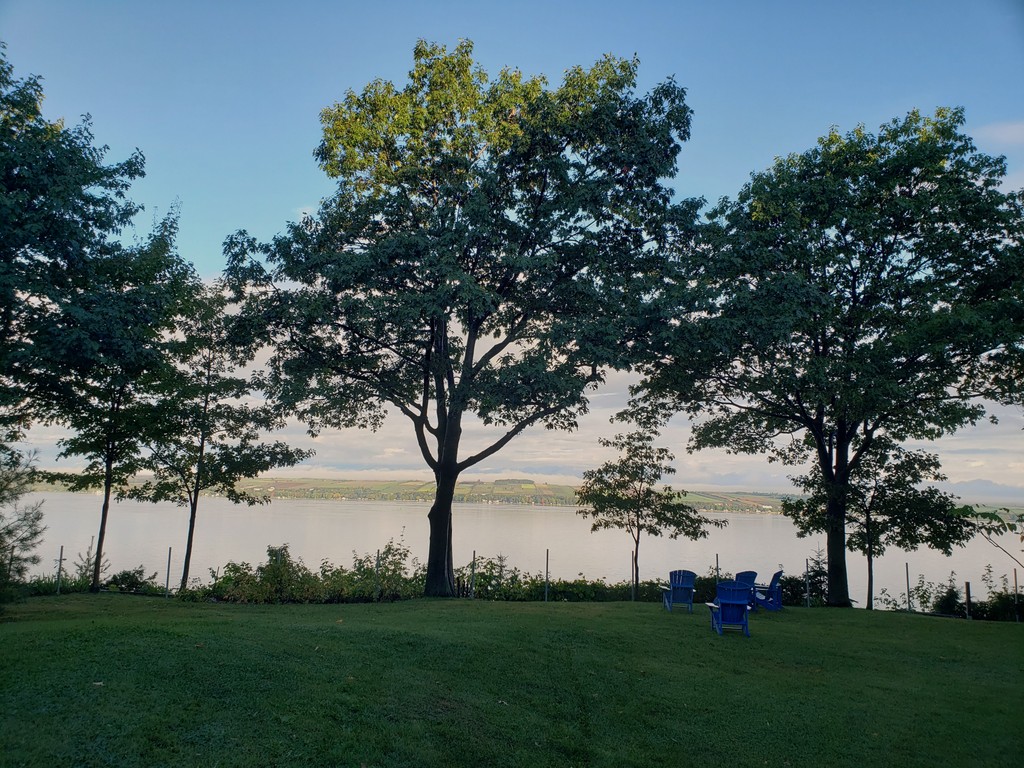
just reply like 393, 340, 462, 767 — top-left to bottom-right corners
783, 437, 978, 608
458, 554, 680, 603
778, 546, 831, 607
930, 578, 965, 617
178, 545, 741, 605
224, 39, 697, 596
36, 214, 198, 490
646, 107, 1024, 607
22, 572, 89, 596
31, 215, 198, 591
577, 412, 725, 596
184, 540, 426, 604
970, 565, 1022, 622
879, 572, 958, 613
875, 566, 1021, 622
1, 44, 145, 442
104, 565, 160, 595
125, 284, 312, 589
71, 537, 109, 584
0, 451, 44, 601
779, 575, 810, 606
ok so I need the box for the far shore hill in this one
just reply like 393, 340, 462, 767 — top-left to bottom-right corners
235, 477, 789, 512
33, 477, 1023, 516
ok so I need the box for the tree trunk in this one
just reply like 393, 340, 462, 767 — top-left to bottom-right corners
865, 513, 874, 610
632, 534, 640, 601
91, 458, 114, 593
817, 434, 853, 608
180, 497, 199, 591
181, 439, 206, 592
866, 550, 874, 610
824, 491, 852, 607
424, 465, 458, 597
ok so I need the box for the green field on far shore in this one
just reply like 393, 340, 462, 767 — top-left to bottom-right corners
229, 477, 794, 511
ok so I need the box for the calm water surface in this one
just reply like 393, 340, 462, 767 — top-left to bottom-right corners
26, 492, 1021, 606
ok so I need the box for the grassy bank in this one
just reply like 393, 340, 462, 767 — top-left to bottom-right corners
1, 596, 1019, 767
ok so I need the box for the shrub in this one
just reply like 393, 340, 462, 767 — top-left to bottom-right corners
346, 537, 424, 602
181, 539, 425, 604
969, 566, 1022, 622
105, 566, 160, 594
929, 576, 965, 617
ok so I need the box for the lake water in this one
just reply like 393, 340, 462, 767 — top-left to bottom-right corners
25, 492, 1022, 607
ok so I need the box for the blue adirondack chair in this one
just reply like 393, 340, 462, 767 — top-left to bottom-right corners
707, 581, 751, 637
661, 569, 697, 613
755, 570, 784, 611
735, 570, 757, 608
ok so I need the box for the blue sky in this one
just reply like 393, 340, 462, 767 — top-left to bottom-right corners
3, 0, 1023, 500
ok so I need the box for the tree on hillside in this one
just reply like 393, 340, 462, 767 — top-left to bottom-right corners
643, 108, 1024, 606
224, 40, 698, 596
126, 285, 313, 590
782, 437, 976, 609
35, 215, 196, 591
576, 409, 723, 599
0, 43, 144, 452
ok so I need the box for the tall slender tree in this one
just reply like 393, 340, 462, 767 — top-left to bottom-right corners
644, 108, 1024, 606
36, 215, 195, 591
225, 40, 698, 596
127, 285, 312, 590
577, 409, 723, 599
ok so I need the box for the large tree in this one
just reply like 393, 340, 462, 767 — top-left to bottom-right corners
225, 40, 697, 596
127, 285, 312, 590
36, 215, 196, 591
782, 437, 976, 609
0, 43, 144, 448
644, 108, 1024, 607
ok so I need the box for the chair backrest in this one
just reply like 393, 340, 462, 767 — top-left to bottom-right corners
735, 571, 757, 587
715, 581, 750, 620
767, 570, 783, 589
669, 569, 696, 588
716, 581, 750, 604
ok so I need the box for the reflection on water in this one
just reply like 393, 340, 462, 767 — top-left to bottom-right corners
27, 492, 1020, 607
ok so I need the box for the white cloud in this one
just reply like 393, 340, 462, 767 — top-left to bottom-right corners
974, 120, 1024, 146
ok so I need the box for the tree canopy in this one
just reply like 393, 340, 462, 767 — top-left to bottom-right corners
0, 43, 144, 448
225, 40, 698, 596
643, 107, 1024, 606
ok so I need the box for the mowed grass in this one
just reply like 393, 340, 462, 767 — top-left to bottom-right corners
1, 596, 1020, 767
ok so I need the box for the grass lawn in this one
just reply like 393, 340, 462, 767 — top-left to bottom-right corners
1, 595, 1020, 767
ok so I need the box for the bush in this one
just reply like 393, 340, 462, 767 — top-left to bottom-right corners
873, 566, 1022, 622
969, 566, 1022, 622
182, 539, 425, 604
105, 566, 160, 594
930, 579, 965, 617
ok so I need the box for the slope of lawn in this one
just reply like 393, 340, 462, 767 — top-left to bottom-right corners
1, 595, 1019, 767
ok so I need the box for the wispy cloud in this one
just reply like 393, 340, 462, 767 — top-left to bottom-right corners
974, 120, 1024, 146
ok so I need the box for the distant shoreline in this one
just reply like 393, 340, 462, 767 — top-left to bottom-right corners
32, 476, 787, 513
31, 476, 1023, 516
